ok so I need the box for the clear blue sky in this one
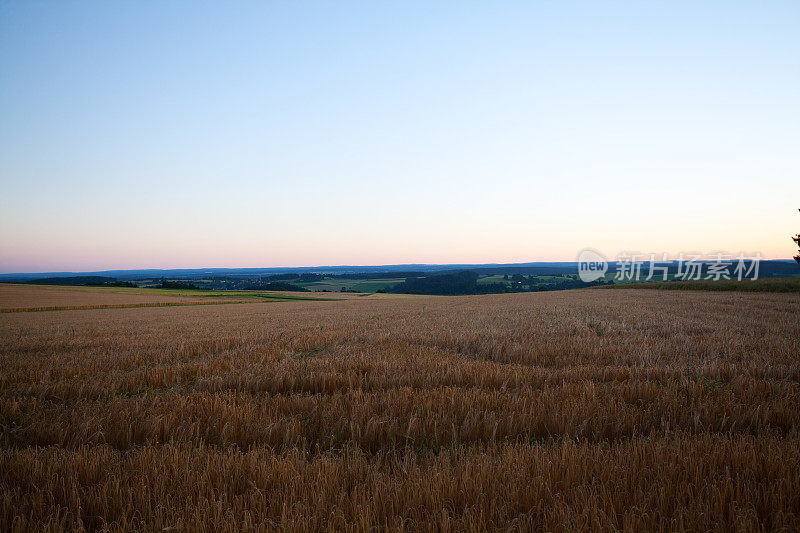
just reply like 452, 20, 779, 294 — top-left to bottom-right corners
1, 1, 798, 272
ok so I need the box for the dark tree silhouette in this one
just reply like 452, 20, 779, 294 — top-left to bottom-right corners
794, 209, 800, 264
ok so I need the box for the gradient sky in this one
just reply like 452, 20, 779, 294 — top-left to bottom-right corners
1, 1, 798, 272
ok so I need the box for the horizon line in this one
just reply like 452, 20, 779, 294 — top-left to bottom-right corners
1, 257, 795, 277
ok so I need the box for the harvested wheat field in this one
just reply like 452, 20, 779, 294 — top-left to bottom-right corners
1, 285, 799, 531
0, 284, 248, 313
0, 284, 338, 314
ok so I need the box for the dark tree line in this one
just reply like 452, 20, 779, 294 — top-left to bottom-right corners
794, 209, 800, 264
158, 280, 200, 290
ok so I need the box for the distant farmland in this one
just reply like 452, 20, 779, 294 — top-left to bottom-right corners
291, 277, 406, 292
605, 275, 800, 293
1, 284, 799, 530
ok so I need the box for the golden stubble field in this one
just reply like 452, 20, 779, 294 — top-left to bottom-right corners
0, 284, 250, 312
1, 284, 799, 531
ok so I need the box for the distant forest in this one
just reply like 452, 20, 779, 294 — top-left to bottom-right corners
7, 260, 797, 296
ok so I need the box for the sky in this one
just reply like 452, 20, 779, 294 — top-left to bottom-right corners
1, 1, 798, 272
